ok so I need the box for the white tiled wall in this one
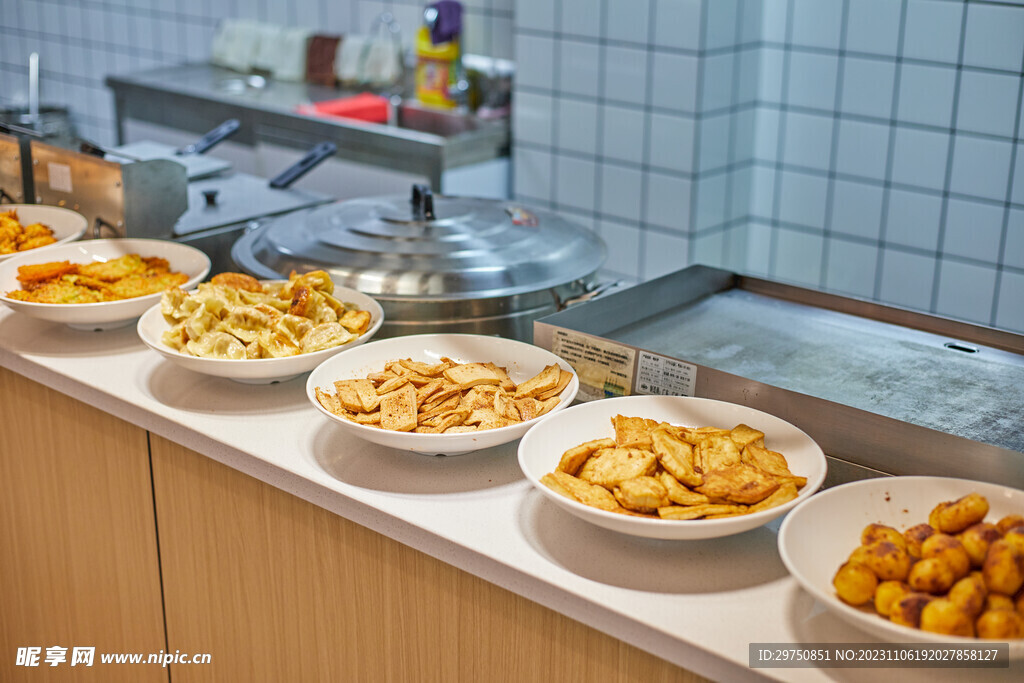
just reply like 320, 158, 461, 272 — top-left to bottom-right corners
0, 0, 513, 147
513, 0, 1024, 333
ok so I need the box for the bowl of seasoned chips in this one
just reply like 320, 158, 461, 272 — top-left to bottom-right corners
517, 395, 827, 540
306, 333, 579, 455
137, 271, 384, 384
0, 205, 87, 261
0, 238, 210, 330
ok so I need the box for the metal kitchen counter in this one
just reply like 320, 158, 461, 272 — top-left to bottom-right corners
106, 63, 510, 190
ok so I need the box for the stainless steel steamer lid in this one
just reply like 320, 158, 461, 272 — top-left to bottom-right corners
231, 190, 606, 300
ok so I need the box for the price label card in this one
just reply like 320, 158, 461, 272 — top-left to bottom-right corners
47, 162, 73, 193
551, 329, 635, 401
635, 351, 696, 397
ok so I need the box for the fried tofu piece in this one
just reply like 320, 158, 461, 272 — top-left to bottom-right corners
613, 476, 670, 513
611, 415, 662, 448
557, 437, 617, 476
695, 434, 743, 473
748, 481, 799, 513
483, 362, 517, 391
375, 375, 412, 396
674, 425, 732, 445
695, 463, 781, 505
514, 363, 561, 399
443, 362, 502, 389
651, 427, 703, 487
577, 447, 657, 488
658, 471, 710, 506
419, 394, 461, 420
398, 358, 449, 377
742, 442, 793, 479
658, 503, 748, 520
333, 379, 366, 412
730, 423, 765, 449
542, 471, 623, 512
535, 369, 573, 401
379, 383, 417, 432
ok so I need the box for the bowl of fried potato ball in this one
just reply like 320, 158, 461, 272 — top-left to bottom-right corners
138, 270, 383, 384
517, 395, 827, 540
0, 238, 210, 330
778, 477, 1024, 656
0, 205, 87, 261
307, 333, 578, 455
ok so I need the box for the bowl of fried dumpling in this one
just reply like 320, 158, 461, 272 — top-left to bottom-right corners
518, 395, 827, 539
136, 270, 383, 383
0, 238, 210, 330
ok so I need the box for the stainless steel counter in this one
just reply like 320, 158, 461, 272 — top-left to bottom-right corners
106, 63, 510, 190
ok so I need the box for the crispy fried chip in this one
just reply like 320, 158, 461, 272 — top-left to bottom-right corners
577, 447, 658, 488
695, 463, 781, 505
379, 383, 417, 432
557, 437, 617, 476
544, 471, 623, 512
514, 363, 561, 399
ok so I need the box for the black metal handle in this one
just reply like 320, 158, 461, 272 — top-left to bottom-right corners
268, 142, 337, 189
177, 118, 241, 155
410, 183, 436, 220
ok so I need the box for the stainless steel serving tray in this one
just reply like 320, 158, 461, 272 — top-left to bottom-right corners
534, 265, 1024, 486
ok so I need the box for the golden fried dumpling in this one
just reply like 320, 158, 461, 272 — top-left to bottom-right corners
184, 306, 220, 341
219, 305, 276, 343
301, 322, 355, 353
161, 321, 188, 351
185, 331, 246, 359
275, 314, 314, 347
255, 328, 301, 358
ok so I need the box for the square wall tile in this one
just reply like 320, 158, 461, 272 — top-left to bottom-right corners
653, 0, 702, 51
773, 227, 824, 287
555, 98, 600, 155
694, 173, 729, 231
786, 52, 839, 111
733, 107, 757, 165
825, 239, 879, 298
491, 16, 515, 60
879, 248, 937, 311
704, 0, 739, 51
935, 259, 997, 325
831, 179, 883, 241
845, 0, 902, 56
738, 48, 760, 105
740, 0, 764, 45
601, 105, 647, 164
750, 165, 777, 219
1014, 143, 1024, 205
554, 156, 598, 211
515, 34, 556, 89
558, 40, 601, 98
1005, 208, 1024, 269
755, 107, 781, 162
841, 57, 896, 119
962, 2, 1024, 72
835, 119, 891, 180
995, 271, 1024, 332
730, 165, 753, 220
513, 91, 554, 146
598, 218, 642, 278
699, 113, 732, 173
701, 52, 736, 112
513, 147, 554, 203
606, 0, 652, 44
761, 0, 790, 44
956, 70, 1021, 139
643, 229, 691, 279
789, 0, 843, 50
560, 0, 602, 37
743, 220, 773, 275
897, 63, 957, 129
691, 230, 726, 269
759, 48, 786, 104
645, 172, 692, 232
949, 135, 1013, 203
599, 163, 644, 221
647, 112, 696, 173
721, 223, 749, 271
885, 188, 943, 251
942, 197, 1006, 264
603, 44, 649, 105
782, 111, 834, 171
891, 127, 951, 192
778, 170, 829, 228
650, 51, 698, 113
903, 0, 963, 64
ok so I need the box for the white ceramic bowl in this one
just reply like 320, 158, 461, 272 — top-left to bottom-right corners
137, 283, 384, 384
0, 238, 210, 330
518, 395, 827, 540
306, 333, 579, 455
0, 204, 87, 262
779, 476, 1024, 657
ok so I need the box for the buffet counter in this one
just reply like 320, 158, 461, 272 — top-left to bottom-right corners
1, 306, 1020, 682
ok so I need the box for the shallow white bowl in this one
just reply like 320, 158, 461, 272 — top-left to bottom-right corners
0, 204, 87, 262
0, 238, 210, 330
517, 395, 827, 540
779, 476, 1024, 657
137, 283, 384, 384
306, 333, 579, 455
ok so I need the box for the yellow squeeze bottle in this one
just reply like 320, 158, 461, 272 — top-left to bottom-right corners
415, 25, 460, 109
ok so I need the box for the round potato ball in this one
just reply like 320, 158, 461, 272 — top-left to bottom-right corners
834, 561, 878, 606
920, 598, 974, 637
929, 493, 989, 534
921, 533, 971, 581
861, 523, 907, 551
904, 523, 937, 560
996, 514, 1024, 535
875, 580, 911, 618
861, 540, 913, 582
959, 523, 1002, 568
948, 572, 988, 618
908, 557, 956, 595
890, 593, 933, 629
976, 608, 1024, 640
982, 540, 1024, 597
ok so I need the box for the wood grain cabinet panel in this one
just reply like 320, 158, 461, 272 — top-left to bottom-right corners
149, 435, 707, 683
0, 368, 168, 683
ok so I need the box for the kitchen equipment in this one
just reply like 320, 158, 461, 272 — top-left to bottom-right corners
107, 118, 241, 180
533, 264, 1024, 487
0, 130, 28, 203
0, 53, 77, 150
231, 184, 607, 341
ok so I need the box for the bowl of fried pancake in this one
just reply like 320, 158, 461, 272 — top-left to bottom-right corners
0, 238, 210, 330
137, 270, 383, 384
0, 205, 87, 261
518, 395, 827, 539
307, 333, 579, 455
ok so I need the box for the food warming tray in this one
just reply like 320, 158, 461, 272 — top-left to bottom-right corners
534, 265, 1024, 487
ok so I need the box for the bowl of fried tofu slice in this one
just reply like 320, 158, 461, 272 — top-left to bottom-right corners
518, 395, 827, 539
307, 333, 579, 455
